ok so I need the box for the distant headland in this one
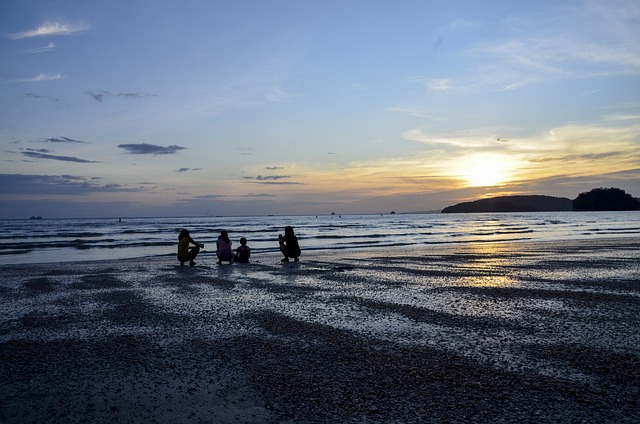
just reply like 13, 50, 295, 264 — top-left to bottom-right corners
442, 195, 571, 213
442, 188, 640, 213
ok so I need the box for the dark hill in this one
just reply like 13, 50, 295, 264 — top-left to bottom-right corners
573, 187, 640, 211
442, 195, 572, 213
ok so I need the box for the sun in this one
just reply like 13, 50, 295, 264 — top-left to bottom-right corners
457, 154, 515, 187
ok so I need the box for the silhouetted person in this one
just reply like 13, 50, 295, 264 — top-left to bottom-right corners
279, 226, 301, 262
234, 237, 251, 263
216, 230, 234, 264
177, 229, 203, 267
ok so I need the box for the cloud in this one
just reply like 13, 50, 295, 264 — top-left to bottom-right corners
243, 177, 304, 185
265, 86, 289, 102
0, 174, 134, 195
256, 175, 291, 181
413, 1, 640, 94
387, 106, 438, 119
118, 143, 186, 155
25, 93, 59, 102
428, 79, 455, 92
507, 168, 640, 196
42, 136, 89, 144
243, 174, 304, 185
21, 150, 98, 163
402, 128, 505, 148
242, 175, 303, 185
9, 73, 63, 83
526, 151, 626, 164
176, 167, 202, 172
88, 90, 156, 102
6, 21, 89, 39
28, 42, 55, 53
264, 166, 285, 170
241, 193, 276, 197
194, 194, 226, 200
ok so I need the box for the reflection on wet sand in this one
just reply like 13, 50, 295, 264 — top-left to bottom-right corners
1, 238, 638, 423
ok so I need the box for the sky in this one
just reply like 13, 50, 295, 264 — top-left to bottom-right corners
1, 0, 639, 218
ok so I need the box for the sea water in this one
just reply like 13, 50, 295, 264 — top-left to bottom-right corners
0, 211, 639, 265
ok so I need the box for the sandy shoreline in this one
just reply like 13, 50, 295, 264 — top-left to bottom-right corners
1, 238, 639, 423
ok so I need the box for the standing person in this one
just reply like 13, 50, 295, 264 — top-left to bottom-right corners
216, 230, 234, 264
234, 237, 251, 263
279, 226, 301, 262
177, 229, 204, 267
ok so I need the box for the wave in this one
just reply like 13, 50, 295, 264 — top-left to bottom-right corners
1, 212, 639, 265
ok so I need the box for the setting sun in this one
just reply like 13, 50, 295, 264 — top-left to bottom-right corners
457, 155, 515, 187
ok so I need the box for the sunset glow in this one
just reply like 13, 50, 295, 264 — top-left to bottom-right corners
456, 155, 516, 188
0, 1, 638, 218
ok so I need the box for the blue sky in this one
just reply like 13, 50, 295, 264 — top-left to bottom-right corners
1, 0, 639, 218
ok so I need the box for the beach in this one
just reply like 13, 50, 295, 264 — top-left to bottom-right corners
1, 238, 639, 423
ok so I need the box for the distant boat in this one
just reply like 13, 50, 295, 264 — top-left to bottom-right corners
29, 216, 43, 220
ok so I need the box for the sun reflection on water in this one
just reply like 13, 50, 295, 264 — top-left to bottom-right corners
454, 243, 518, 288
460, 274, 516, 288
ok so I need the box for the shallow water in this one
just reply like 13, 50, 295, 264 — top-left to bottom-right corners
1, 211, 639, 264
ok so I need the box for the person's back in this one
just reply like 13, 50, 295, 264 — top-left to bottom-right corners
279, 226, 301, 262
234, 237, 251, 263
283, 233, 300, 255
177, 236, 190, 258
216, 230, 234, 264
177, 229, 203, 266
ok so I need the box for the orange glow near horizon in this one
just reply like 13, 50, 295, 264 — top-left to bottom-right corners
455, 154, 517, 188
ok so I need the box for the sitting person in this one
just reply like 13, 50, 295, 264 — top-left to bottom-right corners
279, 226, 301, 262
216, 230, 234, 264
177, 229, 203, 267
234, 237, 251, 263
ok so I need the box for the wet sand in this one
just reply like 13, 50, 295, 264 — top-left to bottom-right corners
1, 238, 639, 423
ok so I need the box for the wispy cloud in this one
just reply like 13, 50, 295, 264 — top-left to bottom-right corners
176, 168, 202, 172
244, 175, 291, 181
0, 174, 134, 195
118, 143, 186, 155
428, 79, 455, 92
415, 1, 640, 93
387, 106, 440, 119
241, 193, 276, 197
257, 175, 290, 181
400, 119, 640, 190
193, 194, 226, 200
243, 174, 303, 185
253, 181, 304, 185
87, 90, 157, 102
42, 136, 89, 144
21, 149, 98, 163
26, 93, 59, 102
8, 73, 63, 83
28, 42, 55, 53
6, 21, 89, 40
402, 127, 507, 149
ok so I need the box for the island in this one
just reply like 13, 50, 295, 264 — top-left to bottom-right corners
441, 195, 572, 213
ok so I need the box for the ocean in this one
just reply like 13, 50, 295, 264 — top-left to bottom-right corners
1, 211, 639, 265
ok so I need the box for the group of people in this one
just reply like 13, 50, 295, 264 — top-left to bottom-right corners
177, 226, 301, 267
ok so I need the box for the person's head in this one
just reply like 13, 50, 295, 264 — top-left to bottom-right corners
284, 226, 295, 236
179, 229, 189, 240
220, 229, 230, 242
240, 237, 247, 245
